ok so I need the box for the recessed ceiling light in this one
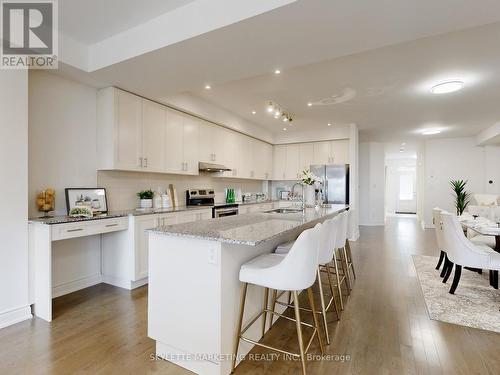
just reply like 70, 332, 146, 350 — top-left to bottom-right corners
421, 129, 441, 135
274, 69, 281, 75
327, 123, 332, 126
283, 127, 287, 131
251, 110, 256, 115
431, 80, 464, 94
307, 102, 312, 107
283, 117, 288, 122
204, 85, 211, 90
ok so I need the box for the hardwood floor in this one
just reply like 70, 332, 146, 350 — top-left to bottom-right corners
1, 216, 499, 374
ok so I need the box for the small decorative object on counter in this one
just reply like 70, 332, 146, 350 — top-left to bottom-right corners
301, 169, 319, 207
226, 188, 235, 203
65, 188, 108, 215
153, 187, 163, 209
37, 188, 55, 217
161, 190, 170, 208
137, 189, 154, 209
69, 206, 93, 218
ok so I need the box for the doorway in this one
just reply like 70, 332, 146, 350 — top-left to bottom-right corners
385, 159, 417, 216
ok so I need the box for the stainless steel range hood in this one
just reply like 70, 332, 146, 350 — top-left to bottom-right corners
198, 162, 232, 172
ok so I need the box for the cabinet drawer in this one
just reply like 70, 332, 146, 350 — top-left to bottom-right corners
52, 217, 128, 241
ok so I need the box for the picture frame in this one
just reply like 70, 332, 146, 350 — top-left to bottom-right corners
65, 188, 108, 215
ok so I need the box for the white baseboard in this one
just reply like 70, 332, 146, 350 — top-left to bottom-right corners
0, 306, 32, 330
52, 273, 103, 298
102, 274, 148, 290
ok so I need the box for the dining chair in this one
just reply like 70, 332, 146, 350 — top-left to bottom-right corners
432, 208, 446, 271
440, 212, 500, 294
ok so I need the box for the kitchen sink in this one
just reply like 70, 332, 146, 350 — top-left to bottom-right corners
265, 208, 304, 214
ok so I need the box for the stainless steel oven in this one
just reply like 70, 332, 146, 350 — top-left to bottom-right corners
213, 204, 239, 218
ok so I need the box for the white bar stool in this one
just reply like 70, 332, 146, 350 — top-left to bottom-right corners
328, 211, 351, 308
231, 226, 324, 375
272, 218, 341, 345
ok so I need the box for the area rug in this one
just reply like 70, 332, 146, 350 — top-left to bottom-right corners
412, 255, 500, 333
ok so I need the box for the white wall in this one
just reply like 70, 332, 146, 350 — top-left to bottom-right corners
423, 137, 500, 227
29, 71, 102, 296
359, 142, 385, 226
0, 70, 31, 328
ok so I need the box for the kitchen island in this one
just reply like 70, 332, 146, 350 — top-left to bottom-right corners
147, 205, 347, 375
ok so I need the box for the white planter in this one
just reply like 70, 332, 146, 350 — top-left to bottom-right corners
304, 185, 316, 207
140, 199, 153, 209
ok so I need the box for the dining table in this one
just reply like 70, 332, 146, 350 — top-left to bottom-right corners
461, 217, 500, 288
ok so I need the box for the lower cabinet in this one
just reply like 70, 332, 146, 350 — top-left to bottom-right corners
101, 209, 211, 289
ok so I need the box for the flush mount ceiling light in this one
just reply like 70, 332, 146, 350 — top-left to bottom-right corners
421, 129, 441, 135
431, 80, 464, 94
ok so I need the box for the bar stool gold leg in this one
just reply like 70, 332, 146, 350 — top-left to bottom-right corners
316, 268, 330, 345
346, 241, 356, 279
332, 250, 344, 310
342, 246, 352, 291
231, 282, 248, 373
261, 288, 269, 338
269, 289, 277, 330
307, 287, 325, 355
324, 264, 340, 319
293, 291, 307, 375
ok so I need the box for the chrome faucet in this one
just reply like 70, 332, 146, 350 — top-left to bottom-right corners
291, 182, 305, 210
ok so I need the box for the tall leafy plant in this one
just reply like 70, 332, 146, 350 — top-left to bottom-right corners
450, 180, 471, 216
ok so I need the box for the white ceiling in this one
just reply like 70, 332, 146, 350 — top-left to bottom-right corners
59, 0, 196, 44
193, 22, 500, 141
54, 0, 500, 142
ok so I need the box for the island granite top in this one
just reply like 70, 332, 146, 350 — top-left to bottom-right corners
148, 205, 348, 246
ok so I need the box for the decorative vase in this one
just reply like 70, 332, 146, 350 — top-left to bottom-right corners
304, 185, 316, 207
140, 199, 153, 209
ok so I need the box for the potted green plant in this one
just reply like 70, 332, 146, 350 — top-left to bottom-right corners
450, 180, 471, 216
137, 189, 154, 209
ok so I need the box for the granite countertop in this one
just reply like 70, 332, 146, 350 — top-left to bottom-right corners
29, 205, 213, 225
149, 205, 348, 246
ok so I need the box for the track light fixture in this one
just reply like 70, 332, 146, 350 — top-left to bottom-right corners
265, 101, 293, 123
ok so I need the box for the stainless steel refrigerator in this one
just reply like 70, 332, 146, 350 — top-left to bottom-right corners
310, 164, 349, 204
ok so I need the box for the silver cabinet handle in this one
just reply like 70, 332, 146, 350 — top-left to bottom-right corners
105, 223, 118, 227
67, 228, 83, 232
139, 157, 143, 168
144, 157, 148, 168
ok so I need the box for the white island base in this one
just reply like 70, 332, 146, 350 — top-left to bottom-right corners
147, 206, 347, 375
148, 234, 296, 375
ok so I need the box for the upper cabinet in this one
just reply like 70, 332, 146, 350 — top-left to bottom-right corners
97, 88, 143, 171
271, 139, 350, 181
97, 87, 275, 180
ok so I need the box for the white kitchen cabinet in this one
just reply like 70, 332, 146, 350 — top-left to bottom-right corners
165, 109, 199, 175
313, 139, 349, 165
330, 139, 349, 164
313, 141, 331, 165
299, 143, 314, 172
224, 130, 242, 178
102, 209, 211, 288
142, 99, 166, 172
198, 121, 228, 164
182, 116, 200, 174
273, 145, 287, 180
262, 142, 273, 180
97, 88, 143, 170
285, 144, 300, 180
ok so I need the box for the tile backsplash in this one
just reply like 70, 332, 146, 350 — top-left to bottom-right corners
97, 170, 266, 211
